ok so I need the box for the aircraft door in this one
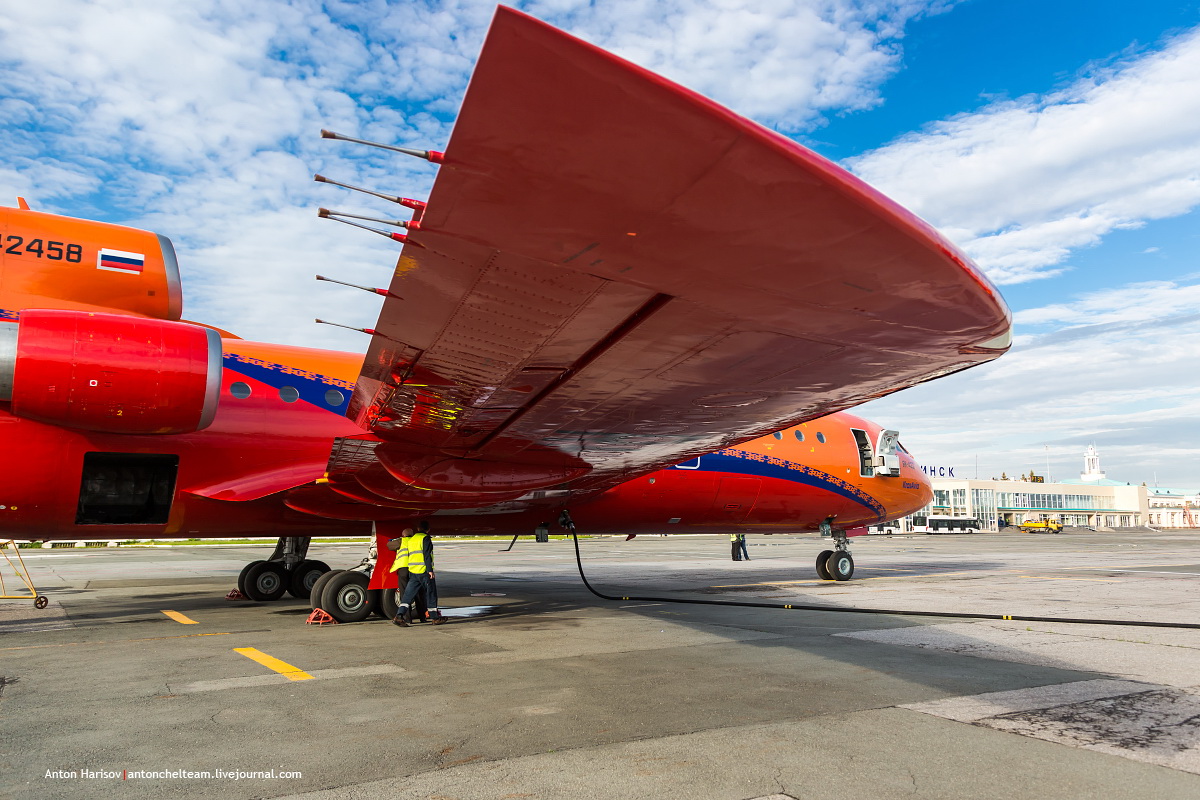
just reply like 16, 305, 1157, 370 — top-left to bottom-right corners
874, 429, 901, 476
713, 477, 760, 522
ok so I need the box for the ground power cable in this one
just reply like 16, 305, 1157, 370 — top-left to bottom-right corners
562, 521, 1200, 631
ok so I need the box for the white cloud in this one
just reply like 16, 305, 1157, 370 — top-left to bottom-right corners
0, 0, 952, 348
848, 25, 1200, 284
525, 0, 958, 131
859, 276, 1200, 485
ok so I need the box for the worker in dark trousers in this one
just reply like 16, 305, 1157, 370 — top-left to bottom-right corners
395, 521, 446, 626
387, 528, 427, 626
730, 533, 750, 561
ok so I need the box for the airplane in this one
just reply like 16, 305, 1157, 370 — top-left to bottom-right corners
0, 7, 1010, 622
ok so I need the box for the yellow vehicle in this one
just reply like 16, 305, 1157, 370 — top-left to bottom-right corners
1020, 519, 1064, 534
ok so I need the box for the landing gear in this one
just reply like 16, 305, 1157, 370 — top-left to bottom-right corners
288, 559, 331, 599
308, 540, 378, 622
378, 587, 400, 620
827, 550, 854, 581
242, 561, 288, 601
235, 537, 330, 602
319, 571, 372, 622
817, 518, 854, 581
308, 569, 343, 610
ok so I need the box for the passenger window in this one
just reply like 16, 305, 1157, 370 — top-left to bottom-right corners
279, 386, 299, 403
230, 382, 251, 399
816, 432, 826, 444
772, 431, 782, 440
794, 430, 804, 442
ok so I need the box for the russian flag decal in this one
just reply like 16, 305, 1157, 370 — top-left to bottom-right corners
97, 248, 145, 275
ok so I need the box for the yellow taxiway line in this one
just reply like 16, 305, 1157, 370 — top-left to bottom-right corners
161, 610, 199, 625
234, 647, 314, 681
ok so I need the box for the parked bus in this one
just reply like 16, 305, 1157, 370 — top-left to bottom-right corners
910, 515, 984, 534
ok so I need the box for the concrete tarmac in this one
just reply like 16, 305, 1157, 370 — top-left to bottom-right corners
2, 531, 1199, 799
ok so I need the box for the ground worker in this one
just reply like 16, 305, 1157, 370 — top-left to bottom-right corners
388, 527, 427, 628
730, 533, 750, 561
395, 521, 445, 626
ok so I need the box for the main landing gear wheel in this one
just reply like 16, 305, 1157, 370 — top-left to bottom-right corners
366, 588, 388, 619
288, 560, 330, 600
816, 550, 834, 580
35, 595, 48, 609
243, 561, 288, 601
309, 569, 343, 610
828, 551, 855, 581
237, 560, 266, 596
320, 571, 372, 623
378, 587, 401, 620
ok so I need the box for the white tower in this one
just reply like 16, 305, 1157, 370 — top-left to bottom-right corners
1080, 444, 1106, 481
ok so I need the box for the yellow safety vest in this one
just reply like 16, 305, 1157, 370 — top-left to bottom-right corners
407, 533, 428, 574
388, 535, 413, 573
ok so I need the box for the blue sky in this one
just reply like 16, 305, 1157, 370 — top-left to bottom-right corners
2, 1, 1199, 485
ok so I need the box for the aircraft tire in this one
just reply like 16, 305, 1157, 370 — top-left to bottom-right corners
237, 560, 267, 596
309, 569, 343, 610
367, 588, 387, 619
815, 550, 834, 580
828, 551, 854, 581
243, 561, 288, 601
320, 571, 372, 623
379, 587, 400, 620
287, 560, 331, 600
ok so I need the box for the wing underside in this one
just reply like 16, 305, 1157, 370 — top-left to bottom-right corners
299, 7, 1010, 519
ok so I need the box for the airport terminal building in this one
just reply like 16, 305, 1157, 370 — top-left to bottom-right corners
895, 446, 1184, 532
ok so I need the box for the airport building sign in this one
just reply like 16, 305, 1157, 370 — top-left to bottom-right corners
920, 464, 958, 478
894, 447, 1160, 532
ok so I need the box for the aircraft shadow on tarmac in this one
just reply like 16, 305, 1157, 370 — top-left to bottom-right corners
1, 544, 1163, 701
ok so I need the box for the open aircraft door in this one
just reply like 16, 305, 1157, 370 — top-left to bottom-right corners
874, 430, 901, 477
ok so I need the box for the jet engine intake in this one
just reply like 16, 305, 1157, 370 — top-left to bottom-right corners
0, 309, 222, 434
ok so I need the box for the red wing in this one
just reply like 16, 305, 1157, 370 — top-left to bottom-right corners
336, 7, 1009, 506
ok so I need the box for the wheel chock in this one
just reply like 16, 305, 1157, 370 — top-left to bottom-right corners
306, 608, 338, 625
225, 589, 247, 600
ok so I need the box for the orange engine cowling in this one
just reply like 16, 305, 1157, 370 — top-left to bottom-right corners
0, 309, 222, 434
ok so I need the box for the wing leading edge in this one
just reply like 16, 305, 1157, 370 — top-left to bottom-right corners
322, 7, 1010, 515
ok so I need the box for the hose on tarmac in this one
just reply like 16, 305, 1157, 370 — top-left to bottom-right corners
562, 519, 1200, 631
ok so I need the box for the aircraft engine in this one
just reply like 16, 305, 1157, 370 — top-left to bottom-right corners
0, 309, 222, 434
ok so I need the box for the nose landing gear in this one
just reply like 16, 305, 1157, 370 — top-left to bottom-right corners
815, 518, 854, 581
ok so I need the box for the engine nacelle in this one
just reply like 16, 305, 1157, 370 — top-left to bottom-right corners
0, 309, 222, 434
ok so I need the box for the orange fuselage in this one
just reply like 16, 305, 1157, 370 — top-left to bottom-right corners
0, 204, 931, 541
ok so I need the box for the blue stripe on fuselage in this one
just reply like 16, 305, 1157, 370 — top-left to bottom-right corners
222, 353, 351, 414
672, 450, 885, 520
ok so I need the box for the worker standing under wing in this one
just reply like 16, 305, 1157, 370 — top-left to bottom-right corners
396, 521, 445, 626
